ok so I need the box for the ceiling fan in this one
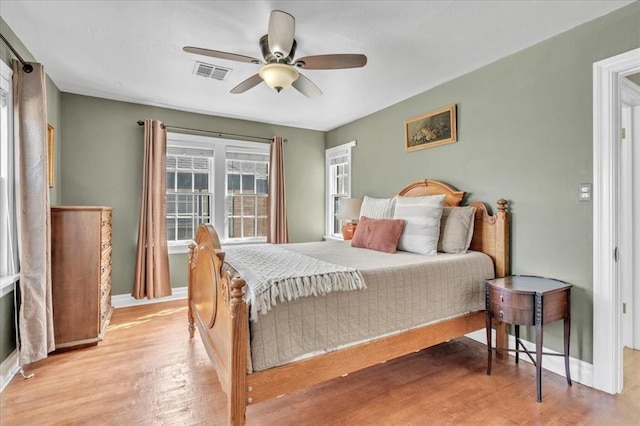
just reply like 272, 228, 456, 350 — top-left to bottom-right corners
183, 10, 367, 98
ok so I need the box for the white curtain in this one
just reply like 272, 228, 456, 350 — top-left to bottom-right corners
13, 60, 54, 365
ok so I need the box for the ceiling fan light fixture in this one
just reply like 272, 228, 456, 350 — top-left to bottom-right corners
259, 63, 299, 92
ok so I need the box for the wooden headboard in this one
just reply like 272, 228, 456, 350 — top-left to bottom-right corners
397, 179, 510, 278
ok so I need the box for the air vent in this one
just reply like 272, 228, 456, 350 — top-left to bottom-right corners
193, 61, 231, 81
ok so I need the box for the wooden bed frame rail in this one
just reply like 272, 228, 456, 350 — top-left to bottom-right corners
188, 179, 509, 425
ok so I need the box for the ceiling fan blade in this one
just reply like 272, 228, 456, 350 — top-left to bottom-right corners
230, 73, 263, 94
292, 73, 322, 98
295, 54, 367, 70
268, 10, 295, 59
183, 46, 261, 64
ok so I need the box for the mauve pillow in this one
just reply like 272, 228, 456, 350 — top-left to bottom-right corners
351, 216, 405, 253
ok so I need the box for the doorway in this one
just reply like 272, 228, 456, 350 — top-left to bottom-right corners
593, 48, 640, 394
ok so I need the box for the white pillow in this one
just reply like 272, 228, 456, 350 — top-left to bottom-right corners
394, 194, 445, 255
359, 196, 396, 219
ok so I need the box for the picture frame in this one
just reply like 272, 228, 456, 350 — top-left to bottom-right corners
47, 124, 55, 188
404, 104, 457, 152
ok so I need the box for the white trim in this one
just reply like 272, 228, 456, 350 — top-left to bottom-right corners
466, 330, 593, 387
593, 48, 640, 395
325, 140, 356, 156
111, 286, 188, 308
0, 349, 19, 393
325, 141, 357, 238
0, 273, 19, 298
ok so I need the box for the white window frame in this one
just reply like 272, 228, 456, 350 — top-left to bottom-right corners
0, 59, 19, 296
325, 140, 356, 240
166, 132, 270, 253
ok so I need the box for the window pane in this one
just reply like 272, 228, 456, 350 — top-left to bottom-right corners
166, 194, 176, 215
166, 156, 176, 169
242, 196, 256, 216
256, 178, 268, 195
166, 219, 176, 241
228, 218, 241, 239
193, 157, 208, 170
197, 194, 210, 217
241, 162, 255, 174
194, 173, 208, 191
257, 217, 267, 238
229, 196, 241, 216
177, 157, 192, 169
256, 163, 267, 177
242, 175, 255, 193
177, 172, 192, 191
227, 160, 241, 174
256, 197, 267, 216
228, 174, 240, 192
243, 218, 255, 238
178, 194, 193, 214
166, 172, 175, 191
177, 218, 193, 240
333, 196, 342, 234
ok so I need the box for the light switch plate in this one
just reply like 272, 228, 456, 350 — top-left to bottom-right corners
579, 183, 591, 201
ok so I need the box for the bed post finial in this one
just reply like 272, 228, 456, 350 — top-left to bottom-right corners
229, 279, 246, 319
497, 199, 507, 213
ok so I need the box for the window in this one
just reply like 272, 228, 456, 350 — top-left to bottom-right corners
325, 141, 356, 239
166, 132, 269, 252
0, 59, 19, 295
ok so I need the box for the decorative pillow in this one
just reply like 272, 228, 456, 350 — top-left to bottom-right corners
393, 194, 445, 255
438, 206, 476, 254
359, 196, 396, 219
351, 216, 405, 253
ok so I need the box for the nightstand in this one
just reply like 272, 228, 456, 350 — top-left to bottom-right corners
485, 275, 572, 402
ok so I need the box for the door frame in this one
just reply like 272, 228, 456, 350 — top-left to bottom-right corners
592, 48, 640, 394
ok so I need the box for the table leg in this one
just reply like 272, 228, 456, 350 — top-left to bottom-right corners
536, 323, 543, 402
515, 324, 520, 364
535, 293, 543, 403
486, 311, 492, 375
564, 317, 572, 386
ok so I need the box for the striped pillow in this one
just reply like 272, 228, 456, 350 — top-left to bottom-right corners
394, 195, 445, 255
359, 196, 396, 219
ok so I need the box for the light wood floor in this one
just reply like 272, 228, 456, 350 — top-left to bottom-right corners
1, 300, 638, 425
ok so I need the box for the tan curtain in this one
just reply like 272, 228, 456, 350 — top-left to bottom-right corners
132, 119, 172, 299
13, 61, 54, 365
267, 136, 288, 244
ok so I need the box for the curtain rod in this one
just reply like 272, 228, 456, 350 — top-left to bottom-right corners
136, 120, 274, 143
0, 33, 33, 73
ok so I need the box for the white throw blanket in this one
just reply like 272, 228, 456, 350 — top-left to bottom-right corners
224, 244, 366, 321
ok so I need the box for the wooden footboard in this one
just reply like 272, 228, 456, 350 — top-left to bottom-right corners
188, 180, 510, 426
188, 225, 249, 425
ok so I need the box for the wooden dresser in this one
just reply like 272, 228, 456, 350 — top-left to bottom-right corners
51, 206, 114, 350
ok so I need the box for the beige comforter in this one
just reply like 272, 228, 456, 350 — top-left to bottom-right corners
227, 240, 494, 372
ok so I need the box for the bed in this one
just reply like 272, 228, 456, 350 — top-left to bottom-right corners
187, 179, 509, 425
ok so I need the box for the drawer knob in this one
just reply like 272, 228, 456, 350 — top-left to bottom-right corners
499, 310, 504, 319
500, 295, 504, 302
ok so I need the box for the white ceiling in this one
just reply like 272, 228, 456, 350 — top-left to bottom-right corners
1, 1, 632, 131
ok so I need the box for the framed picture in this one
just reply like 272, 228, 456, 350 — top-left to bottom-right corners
47, 124, 55, 188
404, 104, 457, 152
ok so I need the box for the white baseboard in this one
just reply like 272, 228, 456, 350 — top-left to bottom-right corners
111, 286, 188, 309
466, 330, 593, 388
1, 349, 19, 393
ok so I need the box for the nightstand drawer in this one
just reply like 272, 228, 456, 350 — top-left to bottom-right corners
488, 302, 535, 325
489, 288, 534, 310
487, 287, 536, 325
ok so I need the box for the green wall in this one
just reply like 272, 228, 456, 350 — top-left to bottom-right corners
327, 3, 640, 363
0, 18, 62, 364
60, 94, 325, 294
